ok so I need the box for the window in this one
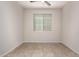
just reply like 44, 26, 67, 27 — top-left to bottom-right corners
33, 14, 52, 31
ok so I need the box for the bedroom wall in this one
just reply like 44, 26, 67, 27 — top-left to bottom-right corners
62, 2, 79, 54
24, 8, 62, 42
0, 2, 24, 56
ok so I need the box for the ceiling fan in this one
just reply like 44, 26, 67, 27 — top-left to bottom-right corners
30, 1, 51, 6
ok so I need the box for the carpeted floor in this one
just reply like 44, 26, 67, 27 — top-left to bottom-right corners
4, 43, 79, 57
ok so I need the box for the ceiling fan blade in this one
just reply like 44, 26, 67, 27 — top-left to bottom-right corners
44, 1, 51, 6
30, 1, 36, 3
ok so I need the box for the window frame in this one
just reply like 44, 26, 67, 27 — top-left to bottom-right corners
33, 14, 52, 31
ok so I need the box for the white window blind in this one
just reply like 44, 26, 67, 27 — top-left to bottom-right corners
34, 14, 52, 31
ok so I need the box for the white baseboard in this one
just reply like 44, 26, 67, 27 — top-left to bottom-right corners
23, 41, 61, 43
61, 42, 79, 55
0, 42, 23, 57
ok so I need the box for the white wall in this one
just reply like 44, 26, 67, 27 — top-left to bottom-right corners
24, 9, 62, 42
62, 2, 79, 54
0, 2, 24, 56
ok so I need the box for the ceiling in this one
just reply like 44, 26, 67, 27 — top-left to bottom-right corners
17, 1, 68, 9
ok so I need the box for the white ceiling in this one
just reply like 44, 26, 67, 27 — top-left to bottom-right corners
18, 1, 68, 9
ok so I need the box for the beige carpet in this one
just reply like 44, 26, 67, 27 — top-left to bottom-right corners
4, 43, 79, 57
